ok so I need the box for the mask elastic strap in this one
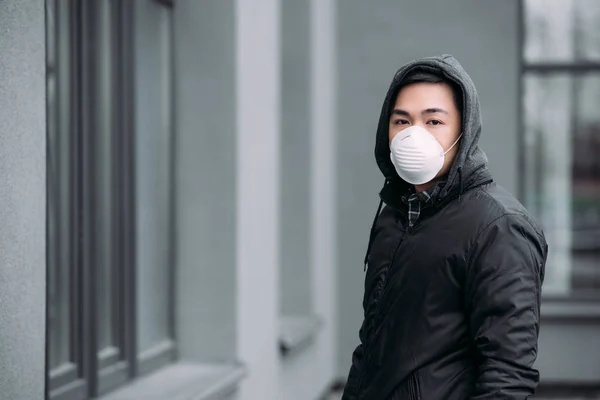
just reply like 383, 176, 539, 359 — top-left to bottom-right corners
443, 133, 463, 156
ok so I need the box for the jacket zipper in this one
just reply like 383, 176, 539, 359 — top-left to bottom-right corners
408, 373, 419, 399
357, 221, 415, 398
374, 225, 411, 313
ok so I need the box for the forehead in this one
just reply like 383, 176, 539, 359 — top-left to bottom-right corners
394, 82, 455, 108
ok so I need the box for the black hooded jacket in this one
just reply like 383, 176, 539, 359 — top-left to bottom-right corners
342, 55, 548, 400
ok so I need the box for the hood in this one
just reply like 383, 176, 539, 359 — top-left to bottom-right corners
374, 54, 489, 200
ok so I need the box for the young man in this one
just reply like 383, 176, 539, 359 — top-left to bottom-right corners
342, 55, 548, 400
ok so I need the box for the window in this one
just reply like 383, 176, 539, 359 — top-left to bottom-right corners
46, 1, 88, 398
45, 1, 175, 398
522, 0, 600, 298
133, 0, 176, 374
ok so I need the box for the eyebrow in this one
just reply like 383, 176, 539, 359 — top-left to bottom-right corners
390, 108, 449, 117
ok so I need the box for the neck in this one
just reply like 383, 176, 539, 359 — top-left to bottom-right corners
414, 179, 438, 193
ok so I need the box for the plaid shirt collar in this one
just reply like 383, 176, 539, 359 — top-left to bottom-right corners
401, 187, 433, 228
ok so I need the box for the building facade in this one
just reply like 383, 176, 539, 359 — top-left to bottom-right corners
0, 0, 599, 399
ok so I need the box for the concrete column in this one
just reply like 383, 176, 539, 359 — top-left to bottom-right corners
235, 0, 281, 398
309, 0, 338, 390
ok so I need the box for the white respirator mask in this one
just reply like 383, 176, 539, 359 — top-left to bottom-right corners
389, 125, 462, 185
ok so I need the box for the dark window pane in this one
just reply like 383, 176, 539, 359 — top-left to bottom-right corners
524, 73, 600, 297
47, 0, 72, 371
95, 0, 118, 354
571, 73, 600, 290
523, 74, 574, 296
134, 0, 173, 354
92, 0, 133, 394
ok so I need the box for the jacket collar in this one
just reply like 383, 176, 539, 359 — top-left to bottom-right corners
380, 168, 493, 213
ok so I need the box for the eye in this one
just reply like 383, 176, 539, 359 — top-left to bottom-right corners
393, 119, 410, 125
427, 119, 443, 126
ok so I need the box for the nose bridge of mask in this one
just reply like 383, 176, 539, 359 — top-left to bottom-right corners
391, 126, 462, 157
393, 125, 436, 145
393, 125, 443, 156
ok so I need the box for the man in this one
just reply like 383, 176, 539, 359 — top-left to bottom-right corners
342, 55, 548, 400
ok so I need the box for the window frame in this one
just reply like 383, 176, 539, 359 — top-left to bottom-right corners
88, 0, 133, 394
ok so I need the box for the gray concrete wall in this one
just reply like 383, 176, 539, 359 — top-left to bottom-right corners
279, 341, 325, 400
280, 0, 312, 317
0, 0, 47, 398
335, 0, 520, 377
537, 321, 600, 382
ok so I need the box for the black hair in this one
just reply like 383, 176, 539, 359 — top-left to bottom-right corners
395, 69, 463, 116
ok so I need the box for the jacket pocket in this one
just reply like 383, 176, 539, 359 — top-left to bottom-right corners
389, 371, 421, 400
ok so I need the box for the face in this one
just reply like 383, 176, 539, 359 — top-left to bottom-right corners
389, 82, 462, 185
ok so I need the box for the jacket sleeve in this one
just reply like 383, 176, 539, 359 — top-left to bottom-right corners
465, 214, 547, 400
341, 320, 366, 399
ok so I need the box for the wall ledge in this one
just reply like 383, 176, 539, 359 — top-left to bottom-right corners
100, 362, 246, 400
279, 314, 323, 357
